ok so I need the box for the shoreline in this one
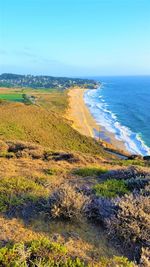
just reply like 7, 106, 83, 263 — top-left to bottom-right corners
66, 87, 130, 156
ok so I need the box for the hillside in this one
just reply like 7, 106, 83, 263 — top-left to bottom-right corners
0, 86, 149, 266
0, 93, 108, 156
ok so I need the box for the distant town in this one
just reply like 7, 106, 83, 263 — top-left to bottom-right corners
0, 73, 99, 89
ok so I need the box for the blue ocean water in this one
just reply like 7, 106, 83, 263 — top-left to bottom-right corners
84, 76, 150, 155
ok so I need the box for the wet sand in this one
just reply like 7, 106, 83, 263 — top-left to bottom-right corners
66, 88, 129, 154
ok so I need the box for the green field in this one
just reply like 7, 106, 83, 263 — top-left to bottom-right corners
0, 93, 23, 102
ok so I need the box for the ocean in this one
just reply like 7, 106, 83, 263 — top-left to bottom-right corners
84, 76, 150, 156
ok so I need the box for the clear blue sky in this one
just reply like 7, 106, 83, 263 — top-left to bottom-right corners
0, 0, 150, 76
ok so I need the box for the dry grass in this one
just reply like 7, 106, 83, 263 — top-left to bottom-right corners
0, 140, 8, 152
0, 216, 44, 245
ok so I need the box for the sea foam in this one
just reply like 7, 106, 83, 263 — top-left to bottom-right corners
84, 88, 150, 156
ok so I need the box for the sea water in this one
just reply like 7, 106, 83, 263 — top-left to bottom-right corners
84, 76, 150, 155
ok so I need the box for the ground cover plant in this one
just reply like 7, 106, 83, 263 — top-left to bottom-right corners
0, 176, 50, 213
0, 237, 135, 267
92, 179, 130, 198
73, 167, 108, 177
0, 93, 23, 102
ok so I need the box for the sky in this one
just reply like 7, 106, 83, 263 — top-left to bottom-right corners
0, 0, 150, 76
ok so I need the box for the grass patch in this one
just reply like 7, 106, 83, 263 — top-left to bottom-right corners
73, 167, 108, 177
44, 168, 57, 176
0, 93, 23, 102
93, 179, 130, 198
37, 89, 68, 113
100, 256, 134, 267
112, 159, 150, 167
0, 176, 49, 212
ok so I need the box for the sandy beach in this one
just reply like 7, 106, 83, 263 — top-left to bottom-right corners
66, 87, 129, 154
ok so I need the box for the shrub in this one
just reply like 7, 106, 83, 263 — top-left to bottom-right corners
93, 179, 130, 198
73, 167, 107, 177
7, 140, 38, 152
139, 247, 150, 267
100, 256, 135, 267
102, 166, 149, 180
49, 183, 88, 220
0, 151, 15, 158
85, 197, 116, 223
28, 148, 44, 159
0, 238, 89, 266
0, 238, 66, 266
126, 177, 150, 191
6, 140, 44, 159
0, 238, 135, 267
141, 184, 150, 196
107, 193, 150, 260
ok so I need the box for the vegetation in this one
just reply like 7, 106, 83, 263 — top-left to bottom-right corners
0, 93, 23, 102
0, 176, 49, 213
100, 256, 135, 267
0, 98, 107, 155
113, 158, 150, 167
0, 237, 134, 267
49, 183, 88, 220
0, 73, 99, 89
107, 192, 150, 261
93, 179, 130, 198
73, 167, 108, 177
0, 83, 149, 265
108, 193, 150, 245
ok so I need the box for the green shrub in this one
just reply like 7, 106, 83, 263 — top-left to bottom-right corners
0, 238, 88, 266
100, 256, 135, 267
0, 238, 66, 266
73, 167, 107, 177
93, 179, 130, 198
0, 152, 15, 158
44, 168, 56, 175
0, 239, 135, 267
